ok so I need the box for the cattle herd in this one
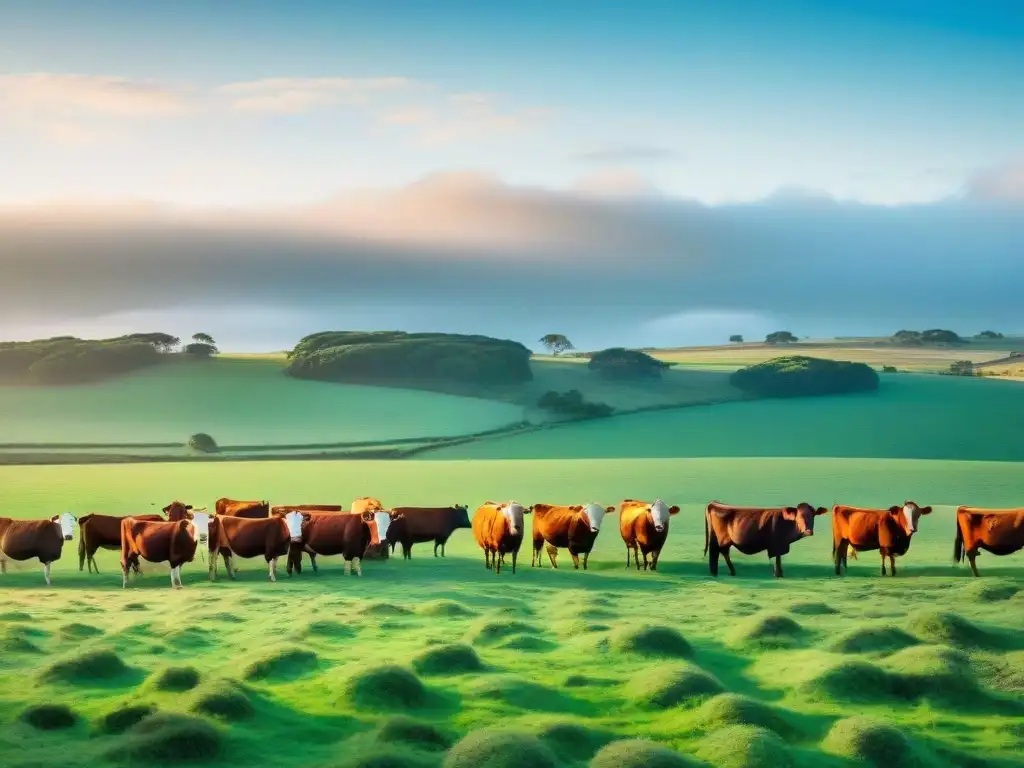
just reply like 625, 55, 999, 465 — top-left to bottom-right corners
0, 497, 1021, 588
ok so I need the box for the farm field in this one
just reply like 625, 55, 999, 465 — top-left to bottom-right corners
1, 458, 1023, 767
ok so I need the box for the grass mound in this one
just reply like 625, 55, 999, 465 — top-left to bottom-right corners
376, 716, 451, 751
0, 611, 33, 621
564, 674, 614, 688
189, 680, 255, 721
907, 610, 1003, 649
1, 626, 42, 654
628, 664, 724, 709
166, 626, 214, 648
822, 717, 934, 767
418, 600, 476, 618
108, 713, 222, 764
40, 649, 132, 684
346, 665, 428, 710
151, 665, 201, 692
470, 676, 576, 712
98, 704, 157, 735
536, 721, 612, 762
958, 582, 1019, 603
59, 622, 104, 640
591, 739, 703, 768
443, 728, 558, 768
362, 601, 414, 617
243, 647, 319, 681
471, 619, 539, 646
496, 635, 558, 652
728, 614, 804, 650
828, 626, 920, 654
412, 644, 483, 676
610, 625, 693, 658
303, 619, 357, 639
122, 603, 148, 612
695, 694, 792, 736
696, 725, 795, 768
20, 703, 78, 730
787, 602, 838, 616
329, 747, 441, 768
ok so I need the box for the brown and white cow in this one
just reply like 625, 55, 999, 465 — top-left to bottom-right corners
287, 510, 392, 577
0, 513, 77, 585
954, 506, 1024, 576
832, 501, 932, 576
350, 498, 392, 560
215, 498, 270, 519
78, 511, 166, 573
120, 511, 212, 589
705, 501, 827, 578
270, 504, 343, 515
472, 501, 531, 575
619, 498, 681, 571
531, 503, 615, 570
386, 505, 472, 559
208, 511, 304, 582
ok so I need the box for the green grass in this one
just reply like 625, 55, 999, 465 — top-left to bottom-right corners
0, 457, 1022, 766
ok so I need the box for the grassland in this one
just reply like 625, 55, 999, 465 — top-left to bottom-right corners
1, 458, 1023, 767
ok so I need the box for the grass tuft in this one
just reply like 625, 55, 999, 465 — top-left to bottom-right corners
362, 601, 414, 617
610, 625, 693, 658
728, 613, 804, 650
696, 725, 795, 768
346, 665, 428, 710
40, 649, 132, 684
827, 625, 920, 654
469, 676, 578, 713
303, 619, 357, 639
1, 626, 42, 654
98, 704, 157, 735
822, 716, 936, 767
906, 610, 1004, 649
412, 644, 483, 676
627, 664, 724, 709
189, 680, 255, 721
591, 738, 704, 768
787, 602, 838, 616
0, 611, 33, 621
417, 600, 476, 618
695, 694, 793, 736
327, 747, 441, 768
122, 603, 148, 612
496, 635, 557, 652
243, 647, 319, 682
151, 666, 201, 692
536, 720, 613, 762
471, 619, 538, 646
958, 582, 1018, 603
376, 716, 451, 751
107, 713, 222, 764
58, 622, 104, 640
563, 673, 613, 688
20, 703, 78, 730
443, 728, 558, 768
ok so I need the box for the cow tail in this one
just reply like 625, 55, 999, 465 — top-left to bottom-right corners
703, 507, 710, 556
953, 515, 964, 564
78, 526, 87, 570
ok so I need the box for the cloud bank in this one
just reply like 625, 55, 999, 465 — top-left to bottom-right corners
1, 173, 1021, 350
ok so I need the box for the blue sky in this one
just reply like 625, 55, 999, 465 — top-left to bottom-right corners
1, 0, 1021, 206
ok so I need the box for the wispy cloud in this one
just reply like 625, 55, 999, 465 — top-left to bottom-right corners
0, 73, 189, 117
963, 158, 1024, 201
217, 76, 422, 114
571, 145, 678, 164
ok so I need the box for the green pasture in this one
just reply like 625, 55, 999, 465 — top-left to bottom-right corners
1, 457, 1022, 767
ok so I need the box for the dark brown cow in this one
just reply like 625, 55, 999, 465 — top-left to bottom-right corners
0, 513, 77, 585
386, 505, 471, 559
954, 506, 1024, 576
78, 512, 166, 573
472, 501, 531, 575
208, 511, 305, 582
832, 501, 932, 576
705, 501, 828, 578
287, 510, 392, 577
120, 511, 212, 589
350, 498, 391, 560
215, 497, 270, 519
619, 498, 681, 571
531, 503, 615, 570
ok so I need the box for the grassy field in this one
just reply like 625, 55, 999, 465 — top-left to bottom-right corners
1, 458, 1022, 767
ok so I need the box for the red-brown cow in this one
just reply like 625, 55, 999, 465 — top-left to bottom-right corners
350, 498, 392, 560
215, 498, 270, 519
531, 503, 616, 570
270, 504, 343, 514
287, 510, 392, 577
832, 501, 932, 576
619, 498, 681, 571
78, 511, 167, 573
954, 506, 1024, 576
386, 505, 471, 559
208, 511, 305, 582
472, 501, 531, 575
0, 513, 77, 585
705, 501, 828, 578
120, 511, 212, 589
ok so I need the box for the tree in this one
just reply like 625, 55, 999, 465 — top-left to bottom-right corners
188, 433, 219, 453
729, 335, 744, 344
765, 331, 798, 344
120, 332, 180, 353
539, 334, 575, 356
192, 332, 216, 345
184, 342, 218, 358
947, 360, 975, 376
977, 330, 1004, 339
588, 348, 669, 380
730, 356, 879, 398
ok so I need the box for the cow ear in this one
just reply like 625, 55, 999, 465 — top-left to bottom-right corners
302, 513, 312, 522
815, 507, 828, 516
186, 504, 193, 510
606, 506, 616, 514
782, 507, 798, 520
50, 515, 60, 523
162, 504, 170, 513
669, 506, 680, 515
524, 506, 534, 515
888, 506, 901, 515
920, 506, 933, 515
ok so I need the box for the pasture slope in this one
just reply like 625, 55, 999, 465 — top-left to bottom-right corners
1, 457, 1023, 768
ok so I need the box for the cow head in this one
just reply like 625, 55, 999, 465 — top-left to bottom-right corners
582, 503, 616, 533
782, 503, 828, 537
163, 501, 193, 521
282, 510, 305, 543
500, 502, 529, 536
649, 499, 681, 533
51, 512, 77, 541
890, 501, 932, 536
361, 509, 393, 544
188, 510, 212, 543
452, 505, 471, 529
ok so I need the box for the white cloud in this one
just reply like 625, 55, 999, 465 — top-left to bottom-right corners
964, 159, 1024, 202
217, 76, 421, 114
0, 73, 189, 117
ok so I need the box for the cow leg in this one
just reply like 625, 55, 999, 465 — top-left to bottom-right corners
0, 556, 5, 575
43, 561, 52, 585
121, 561, 128, 588
511, 550, 518, 575
889, 553, 897, 577
708, 538, 720, 577
773, 555, 784, 578
495, 549, 502, 575
169, 566, 177, 589
625, 546, 631, 568
90, 554, 100, 574
441, 542, 446, 557
434, 541, 439, 557
721, 548, 736, 576
268, 557, 278, 583
547, 545, 559, 569
353, 557, 363, 577
221, 550, 233, 578
650, 549, 661, 571
582, 552, 590, 570
570, 551, 581, 570
880, 549, 887, 576
967, 551, 980, 577
484, 549, 491, 570
344, 559, 352, 576
641, 551, 650, 571
834, 539, 848, 576
208, 549, 219, 582
404, 543, 411, 560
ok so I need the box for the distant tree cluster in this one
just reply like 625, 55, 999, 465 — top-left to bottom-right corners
536, 389, 615, 420
539, 334, 575, 356
977, 330, 1004, 339
185, 332, 219, 359
945, 360, 976, 377
892, 329, 965, 346
765, 331, 798, 344
730, 356, 879, 398
729, 335, 744, 344
286, 331, 533, 387
587, 348, 671, 380
0, 337, 163, 385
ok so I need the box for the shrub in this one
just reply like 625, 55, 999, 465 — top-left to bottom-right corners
588, 347, 670, 380
882, 365, 898, 373
730, 356, 879, 398
152, 666, 201, 692
536, 389, 614, 420
188, 433, 219, 453
977, 330, 1004, 339
184, 342, 218, 358
945, 360, 975, 376
765, 331, 797, 344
